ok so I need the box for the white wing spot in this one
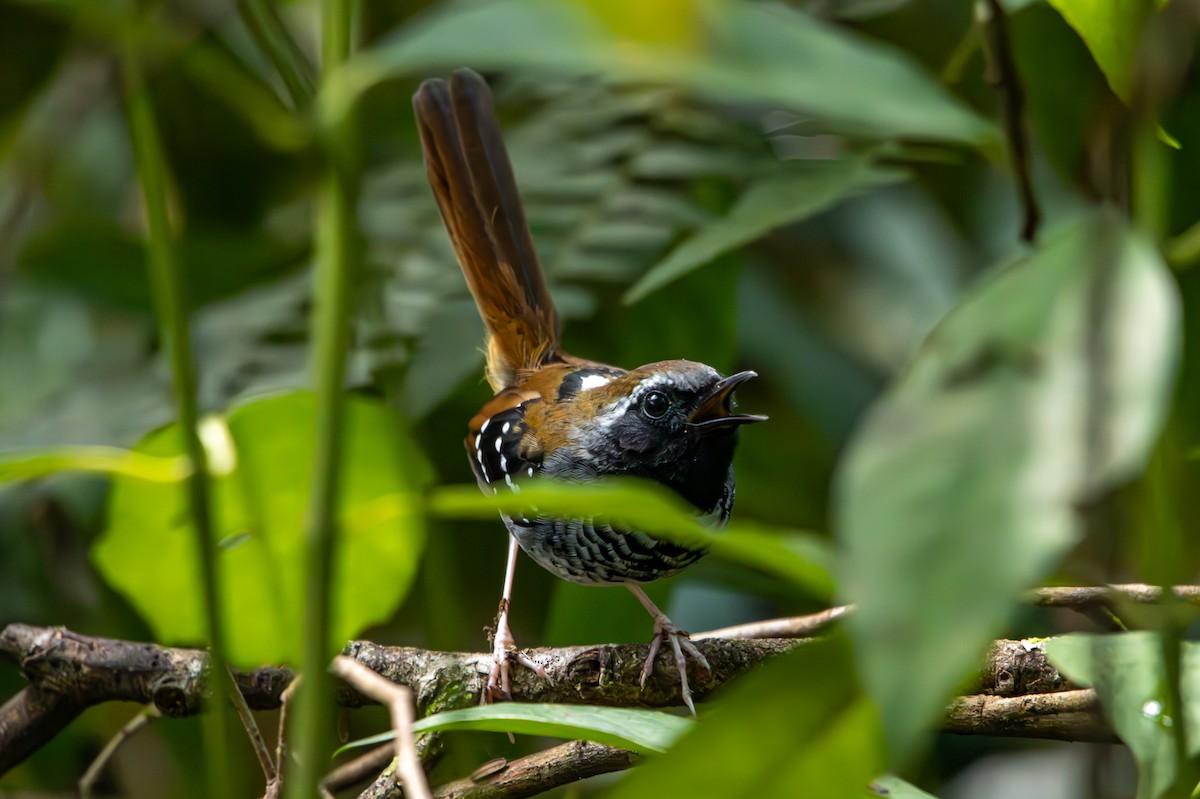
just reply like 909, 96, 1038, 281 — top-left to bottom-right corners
578, 374, 612, 392
527, 466, 535, 477
502, 421, 511, 434
494, 437, 502, 452
499, 455, 508, 473
474, 434, 482, 452
504, 473, 513, 487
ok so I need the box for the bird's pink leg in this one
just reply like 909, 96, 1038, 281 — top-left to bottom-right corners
626, 584, 711, 716
486, 534, 545, 703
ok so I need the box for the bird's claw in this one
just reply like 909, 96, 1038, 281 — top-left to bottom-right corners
639, 617, 711, 716
484, 649, 547, 703
483, 611, 546, 704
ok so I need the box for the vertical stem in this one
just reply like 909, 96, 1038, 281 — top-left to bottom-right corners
237, 0, 315, 109
286, 0, 357, 796
1129, 5, 1199, 792
978, 0, 1041, 243
120, 16, 231, 795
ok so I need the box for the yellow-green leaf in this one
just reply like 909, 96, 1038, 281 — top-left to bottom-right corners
91, 392, 430, 667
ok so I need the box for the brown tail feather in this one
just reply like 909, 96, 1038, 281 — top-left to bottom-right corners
413, 70, 560, 390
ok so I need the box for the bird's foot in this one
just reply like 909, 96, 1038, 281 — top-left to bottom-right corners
484, 601, 546, 704
639, 615, 711, 716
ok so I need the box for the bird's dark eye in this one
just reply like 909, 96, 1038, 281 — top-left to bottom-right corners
641, 390, 671, 419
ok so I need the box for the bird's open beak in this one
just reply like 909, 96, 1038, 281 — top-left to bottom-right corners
687, 371, 768, 430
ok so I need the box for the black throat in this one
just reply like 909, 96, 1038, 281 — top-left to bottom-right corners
654, 428, 740, 514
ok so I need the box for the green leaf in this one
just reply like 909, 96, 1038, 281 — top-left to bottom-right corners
342, 0, 995, 146
429, 479, 834, 600
625, 158, 904, 302
413, 701, 691, 752
836, 211, 1180, 764
1045, 0, 1157, 101
90, 392, 430, 667
0, 446, 186, 483
607, 635, 885, 798
867, 774, 940, 797
399, 299, 485, 420
1045, 633, 1200, 799
337, 703, 692, 757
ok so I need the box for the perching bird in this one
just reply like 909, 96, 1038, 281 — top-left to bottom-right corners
413, 69, 764, 714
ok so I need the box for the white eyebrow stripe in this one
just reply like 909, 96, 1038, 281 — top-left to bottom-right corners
578, 374, 612, 392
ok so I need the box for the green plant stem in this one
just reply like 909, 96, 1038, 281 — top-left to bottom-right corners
1145, 442, 1200, 797
286, 0, 358, 795
119, 17, 231, 795
237, 0, 315, 108
1133, 115, 1169, 243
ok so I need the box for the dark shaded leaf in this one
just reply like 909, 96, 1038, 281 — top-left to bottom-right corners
1045, 633, 1200, 799
837, 211, 1179, 762
607, 635, 885, 798
348, 0, 995, 145
626, 157, 903, 302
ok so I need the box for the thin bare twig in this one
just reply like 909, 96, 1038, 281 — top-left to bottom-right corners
945, 689, 1112, 742
276, 677, 300, 775
78, 704, 160, 799
0, 685, 83, 775
224, 664, 277, 784
978, 0, 1041, 242
331, 656, 431, 799
697, 586, 1200, 643
323, 743, 397, 795
432, 741, 639, 799
1029, 584, 1200, 608
693, 605, 853, 640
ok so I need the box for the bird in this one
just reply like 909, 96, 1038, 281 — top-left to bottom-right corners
412, 69, 765, 715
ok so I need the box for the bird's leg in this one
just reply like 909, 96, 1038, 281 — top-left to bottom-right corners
485, 534, 545, 703
626, 584, 711, 716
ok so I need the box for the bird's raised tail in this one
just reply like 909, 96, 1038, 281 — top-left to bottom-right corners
413, 69, 560, 391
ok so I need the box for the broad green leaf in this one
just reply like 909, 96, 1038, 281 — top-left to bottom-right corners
1045, 0, 1157, 101
0, 446, 186, 483
625, 158, 904, 302
337, 704, 692, 757
430, 480, 834, 599
339, 0, 995, 146
837, 211, 1180, 764
1045, 633, 1200, 799
607, 635, 885, 798
91, 392, 430, 667
867, 774, 940, 797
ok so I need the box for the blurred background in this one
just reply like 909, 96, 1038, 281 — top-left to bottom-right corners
1, 0, 1198, 795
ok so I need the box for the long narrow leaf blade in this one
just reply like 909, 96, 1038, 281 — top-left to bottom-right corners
336, 703, 693, 757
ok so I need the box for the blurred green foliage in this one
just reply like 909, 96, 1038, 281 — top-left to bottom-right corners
92, 391, 429, 667
1047, 633, 1200, 798
2, 0, 1200, 797
839, 210, 1179, 761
